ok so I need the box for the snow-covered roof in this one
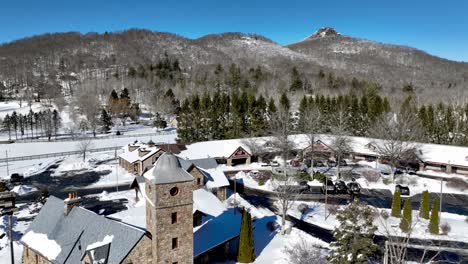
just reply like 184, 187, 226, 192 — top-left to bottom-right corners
193, 188, 225, 217
179, 139, 251, 160
21, 196, 145, 263
119, 144, 161, 163
144, 153, 194, 184
200, 167, 230, 189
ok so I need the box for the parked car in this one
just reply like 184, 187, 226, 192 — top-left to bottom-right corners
347, 180, 361, 195
335, 180, 348, 194
290, 159, 301, 167
321, 179, 336, 194
327, 160, 337, 167
314, 160, 325, 167
395, 184, 410, 196
270, 161, 280, 167
339, 160, 347, 167
10, 173, 24, 184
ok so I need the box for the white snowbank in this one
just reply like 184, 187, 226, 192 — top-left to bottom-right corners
11, 185, 37, 195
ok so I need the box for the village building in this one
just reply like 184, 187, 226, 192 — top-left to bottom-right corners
179, 139, 252, 166
118, 142, 165, 176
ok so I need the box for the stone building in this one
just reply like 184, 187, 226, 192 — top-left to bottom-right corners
144, 153, 194, 264
119, 142, 165, 176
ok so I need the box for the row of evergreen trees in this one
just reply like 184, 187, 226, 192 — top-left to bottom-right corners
417, 102, 468, 145
107, 88, 140, 122
2, 109, 61, 141
177, 90, 390, 143
391, 190, 440, 234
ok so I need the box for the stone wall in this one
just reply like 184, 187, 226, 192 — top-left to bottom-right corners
146, 179, 194, 264
123, 235, 153, 264
22, 246, 52, 264
189, 167, 205, 189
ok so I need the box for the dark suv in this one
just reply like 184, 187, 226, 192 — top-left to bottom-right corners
347, 181, 361, 195
10, 173, 24, 184
395, 184, 410, 196
335, 180, 348, 194
321, 179, 336, 194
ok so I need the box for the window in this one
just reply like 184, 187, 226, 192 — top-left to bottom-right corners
170, 187, 179, 196
172, 237, 179, 249
171, 212, 178, 224
172, 262, 178, 264
197, 178, 201, 185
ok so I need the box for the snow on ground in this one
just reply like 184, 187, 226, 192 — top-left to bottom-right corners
0, 157, 62, 180
0, 202, 40, 264
223, 194, 329, 264
288, 201, 468, 243
0, 100, 48, 119
1, 133, 176, 157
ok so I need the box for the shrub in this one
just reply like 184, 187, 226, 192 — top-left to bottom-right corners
251, 171, 271, 182
313, 172, 327, 183
383, 177, 392, 185
297, 203, 309, 214
419, 190, 430, 219
429, 198, 439, 235
399, 198, 412, 232
391, 190, 402, 218
440, 222, 451, 235
297, 171, 311, 181
237, 210, 256, 262
361, 169, 380, 183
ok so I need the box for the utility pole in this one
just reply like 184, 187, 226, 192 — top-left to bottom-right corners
439, 178, 443, 220
9, 213, 14, 264
324, 176, 328, 220
115, 148, 119, 193
5, 150, 9, 176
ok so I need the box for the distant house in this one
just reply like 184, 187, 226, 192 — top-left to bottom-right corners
118, 142, 165, 176
302, 139, 336, 159
179, 139, 253, 166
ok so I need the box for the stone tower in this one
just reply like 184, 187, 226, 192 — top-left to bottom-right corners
145, 153, 194, 264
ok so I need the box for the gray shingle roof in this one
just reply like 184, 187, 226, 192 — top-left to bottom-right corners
150, 152, 193, 184
177, 157, 218, 171
20, 196, 146, 263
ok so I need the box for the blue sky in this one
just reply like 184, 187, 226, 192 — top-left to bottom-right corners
2, 0, 467, 62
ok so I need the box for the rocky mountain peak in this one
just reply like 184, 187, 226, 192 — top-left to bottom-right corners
307, 27, 341, 39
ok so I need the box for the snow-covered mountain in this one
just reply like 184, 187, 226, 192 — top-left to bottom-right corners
0, 28, 467, 97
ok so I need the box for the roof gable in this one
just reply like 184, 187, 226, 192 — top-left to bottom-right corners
21, 196, 145, 263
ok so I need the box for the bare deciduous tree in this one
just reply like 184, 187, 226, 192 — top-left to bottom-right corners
284, 236, 327, 264
368, 111, 424, 182
300, 105, 322, 173
269, 105, 299, 234
77, 138, 93, 161
75, 84, 101, 137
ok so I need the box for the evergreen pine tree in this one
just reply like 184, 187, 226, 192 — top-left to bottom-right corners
391, 190, 402, 217
237, 209, 256, 263
3, 114, 11, 141
429, 198, 439, 234
399, 198, 412, 232
419, 190, 430, 219
100, 109, 113, 132
328, 201, 378, 264
290, 67, 303, 91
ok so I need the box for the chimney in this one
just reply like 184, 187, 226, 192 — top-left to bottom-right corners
64, 192, 82, 216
